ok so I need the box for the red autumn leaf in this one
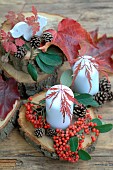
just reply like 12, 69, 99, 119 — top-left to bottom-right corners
40, 18, 96, 65
9, 42, 17, 53
31, 22, 40, 35
26, 16, 35, 25
15, 38, 25, 46
5, 11, 16, 26
0, 30, 8, 40
32, 5, 38, 18
0, 76, 20, 120
17, 13, 25, 22
85, 69, 92, 92
2, 41, 10, 52
87, 29, 113, 73
90, 28, 98, 43
64, 90, 79, 105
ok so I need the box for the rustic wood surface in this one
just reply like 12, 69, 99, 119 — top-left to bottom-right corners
0, 0, 113, 170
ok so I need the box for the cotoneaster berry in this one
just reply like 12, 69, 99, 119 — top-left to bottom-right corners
53, 114, 99, 163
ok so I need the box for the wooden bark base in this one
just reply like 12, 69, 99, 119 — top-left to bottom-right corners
18, 92, 97, 159
0, 12, 64, 98
0, 100, 20, 141
1, 66, 58, 98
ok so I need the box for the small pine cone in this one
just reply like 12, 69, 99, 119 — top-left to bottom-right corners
46, 128, 56, 137
15, 46, 27, 59
41, 32, 53, 42
30, 36, 41, 48
94, 91, 108, 105
107, 91, 113, 101
99, 78, 111, 92
34, 128, 45, 137
73, 104, 87, 117
36, 105, 46, 115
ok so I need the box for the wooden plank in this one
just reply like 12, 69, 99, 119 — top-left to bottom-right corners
0, 159, 16, 167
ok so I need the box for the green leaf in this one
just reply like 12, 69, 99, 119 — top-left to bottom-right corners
47, 45, 64, 55
69, 136, 78, 152
78, 149, 91, 161
78, 129, 84, 134
75, 93, 99, 107
24, 43, 30, 50
38, 52, 62, 66
39, 99, 45, 104
91, 118, 102, 126
35, 56, 55, 74
95, 124, 113, 133
60, 69, 73, 87
27, 63, 38, 81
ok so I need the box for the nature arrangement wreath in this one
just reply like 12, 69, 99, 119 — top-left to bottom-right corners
0, 6, 113, 164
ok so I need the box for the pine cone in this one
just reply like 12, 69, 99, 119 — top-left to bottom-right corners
41, 32, 53, 42
36, 105, 46, 116
107, 91, 113, 101
34, 128, 45, 137
15, 46, 27, 59
46, 128, 56, 137
99, 78, 111, 92
30, 36, 41, 48
73, 104, 87, 117
94, 91, 108, 105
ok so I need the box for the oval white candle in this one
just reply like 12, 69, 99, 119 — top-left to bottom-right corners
72, 55, 99, 95
46, 85, 74, 129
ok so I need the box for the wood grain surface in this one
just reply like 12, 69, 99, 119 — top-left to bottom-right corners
0, 0, 113, 170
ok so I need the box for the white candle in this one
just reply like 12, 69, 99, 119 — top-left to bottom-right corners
46, 85, 74, 129
72, 55, 99, 95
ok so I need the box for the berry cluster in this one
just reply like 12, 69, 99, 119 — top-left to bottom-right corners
24, 97, 50, 129
53, 114, 99, 163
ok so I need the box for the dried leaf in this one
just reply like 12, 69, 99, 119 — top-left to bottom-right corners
9, 42, 17, 53
0, 76, 20, 120
32, 6, 38, 17
0, 30, 8, 40
17, 13, 25, 22
15, 38, 25, 46
5, 11, 16, 26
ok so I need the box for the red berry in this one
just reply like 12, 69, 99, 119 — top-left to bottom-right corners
28, 97, 33, 101
91, 136, 96, 142
98, 115, 102, 119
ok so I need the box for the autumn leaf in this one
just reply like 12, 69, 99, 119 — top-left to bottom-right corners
0, 30, 8, 40
16, 13, 25, 22
2, 41, 10, 52
31, 22, 40, 35
40, 18, 96, 65
87, 29, 113, 73
32, 5, 38, 18
90, 28, 98, 43
26, 13, 39, 35
5, 11, 16, 26
9, 42, 17, 52
0, 76, 20, 120
15, 38, 25, 46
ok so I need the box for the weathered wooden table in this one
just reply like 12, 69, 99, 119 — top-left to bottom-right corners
0, 0, 113, 170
